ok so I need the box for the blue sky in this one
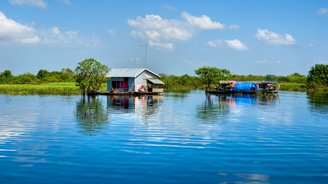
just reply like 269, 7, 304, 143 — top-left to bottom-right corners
0, 0, 327, 76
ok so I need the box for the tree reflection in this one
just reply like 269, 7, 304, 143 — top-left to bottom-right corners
197, 94, 278, 121
75, 96, 109, 135
307, 91, 328, 113
197, 94, 230, 121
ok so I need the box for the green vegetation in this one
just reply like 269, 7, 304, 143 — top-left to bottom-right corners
279, 83, 307, 92
195, 67, 230, 90
160, 74, 202, 92
0, 82, 79, 95
75, 58, 110, 95
0, 82, 107, 95
0, 68, 75, 84
307, 64, 328, 90
0, 64, 326, 95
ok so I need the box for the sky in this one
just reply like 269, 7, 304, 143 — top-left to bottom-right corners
0, 0, 327, 76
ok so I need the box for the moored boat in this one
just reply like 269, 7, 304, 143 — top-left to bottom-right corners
206, 81, 279, 94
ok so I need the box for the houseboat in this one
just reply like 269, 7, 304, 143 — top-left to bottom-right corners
104, 68, 165, 95
206, 81, 279, 95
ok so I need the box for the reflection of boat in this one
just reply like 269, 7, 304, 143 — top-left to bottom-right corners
211, 93, 278, 106
207, 81, 279, 95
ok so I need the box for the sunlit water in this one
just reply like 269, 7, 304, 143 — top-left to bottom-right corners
0, 91, 327, 184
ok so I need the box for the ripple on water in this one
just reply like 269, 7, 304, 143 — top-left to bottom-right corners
0, 92, 328, 183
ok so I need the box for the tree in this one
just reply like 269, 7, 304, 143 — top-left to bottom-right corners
307, 64, 328, 88
0, 70, 13, 83
75, 58, 109, 95
60, 68, 75, 82
286, 73, 307, 83
37, 69, 49, 79
195, 66, 230, 90
14, 73, 38, 84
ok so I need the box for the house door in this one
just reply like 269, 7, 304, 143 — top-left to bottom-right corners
123, 78, 129, 91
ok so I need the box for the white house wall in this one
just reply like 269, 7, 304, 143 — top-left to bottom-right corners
134, 71, 159, 92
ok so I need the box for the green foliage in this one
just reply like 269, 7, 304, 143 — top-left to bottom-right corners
0, 70, 14, 83
37, 69, 49, 79
195, 67, 230, 89
75, 58, 110, 95
60, 68, 75, 81
307, 64, 328, 88
160, 74, 202, 92
286, 73, 307, 83
37, 69, 75, 82
227, 74, 265, 81
13, 73, 39, 84
279, 82, 307, 92
0, 82, 107, 95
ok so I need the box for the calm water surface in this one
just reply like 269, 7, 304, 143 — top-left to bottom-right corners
0, 91, 328, 184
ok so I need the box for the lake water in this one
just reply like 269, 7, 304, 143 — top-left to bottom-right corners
0, 91, 328, 184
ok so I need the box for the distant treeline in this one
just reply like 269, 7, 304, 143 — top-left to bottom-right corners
160, 73, 308, 91
0, 68, 75, 84
1, 63, 327, 93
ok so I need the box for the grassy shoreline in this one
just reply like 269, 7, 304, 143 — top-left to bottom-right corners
0, 82, 106, 95
0, 82, 318, 95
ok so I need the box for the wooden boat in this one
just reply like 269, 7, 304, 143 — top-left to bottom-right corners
256, 81, 280, 93
206, 81, 279, 95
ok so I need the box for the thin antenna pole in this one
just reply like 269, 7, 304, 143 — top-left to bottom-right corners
144, 43, 148, 68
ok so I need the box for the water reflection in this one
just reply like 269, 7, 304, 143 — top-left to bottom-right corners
197, 94, 278, 121
307, 91, 328, 113
75, 96, 109, 135
107, 95, 163, 118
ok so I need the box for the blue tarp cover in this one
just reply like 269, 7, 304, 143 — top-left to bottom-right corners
234, 82, 258, 92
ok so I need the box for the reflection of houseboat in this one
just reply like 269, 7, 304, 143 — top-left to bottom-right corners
107, 95, 163, 116
207, 81, 279, 95
107, 95, 163, 109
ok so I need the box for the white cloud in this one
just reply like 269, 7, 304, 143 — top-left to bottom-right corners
181, 12, 225, 30
308, 43, 315, 47
208, 38, 248, 50
255, 29, 295, 45
207, 39, 223, 48
224, 39, 248, 50
0, 11, 100, 47
9, 0, 47, 9
318, 8, 328, 16
0, 11, 40, 44
40, 27, 101, 47
128, 12, 226, 50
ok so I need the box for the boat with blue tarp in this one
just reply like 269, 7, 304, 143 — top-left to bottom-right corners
206, 80, 279, 94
